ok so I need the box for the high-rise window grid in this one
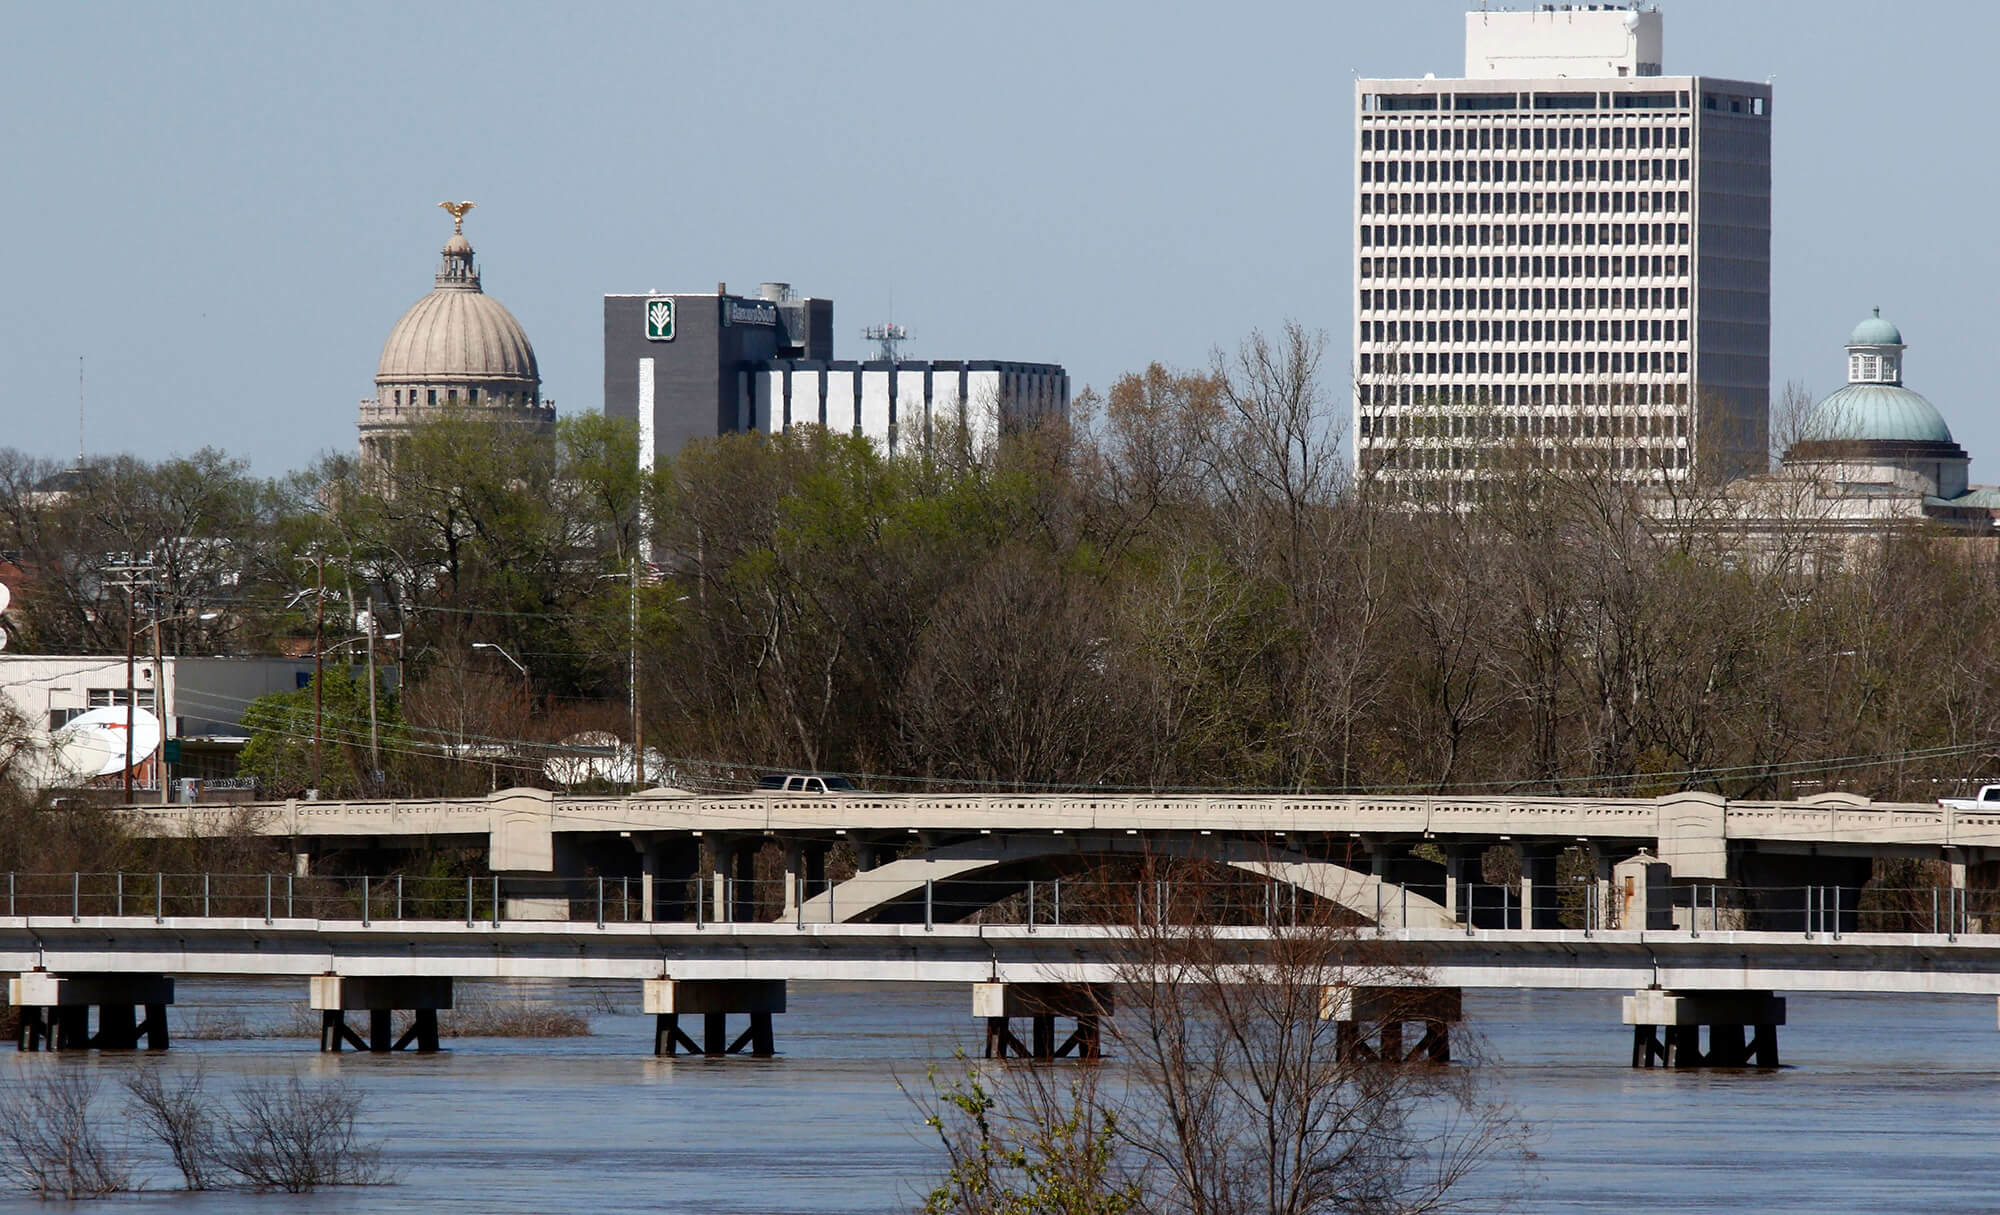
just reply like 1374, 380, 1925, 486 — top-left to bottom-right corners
1352, 77, 1771, 500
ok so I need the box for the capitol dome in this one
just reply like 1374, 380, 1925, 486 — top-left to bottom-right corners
359, 205, 553, 470
375, 284, 539, 386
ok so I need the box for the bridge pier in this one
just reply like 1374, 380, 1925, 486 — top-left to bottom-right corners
312, 975, 451, 1053
1624, 989, 1784, 1069
1520, 844, 1561, 930
1322, 985, 1461, 1064
645, 979, 785, 1056
782, 845, 827, 917
974, 982, 1111, 1061
1441, 846, 1475, 924
10, 972, 173, 1052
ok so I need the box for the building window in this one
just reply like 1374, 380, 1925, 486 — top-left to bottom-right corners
87, 689, 156, 711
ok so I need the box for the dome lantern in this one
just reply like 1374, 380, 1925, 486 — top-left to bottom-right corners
1845, 307, 1906, 386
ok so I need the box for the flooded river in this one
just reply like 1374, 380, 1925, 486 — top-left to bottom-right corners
1, 981, 1995, 1212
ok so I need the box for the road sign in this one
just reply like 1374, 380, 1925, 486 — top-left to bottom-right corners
645, 297, 675, 342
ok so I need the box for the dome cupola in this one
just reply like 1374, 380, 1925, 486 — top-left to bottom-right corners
1844, 307, 1905, 385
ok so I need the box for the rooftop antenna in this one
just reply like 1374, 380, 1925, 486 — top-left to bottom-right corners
861, 320, 909, 363
862, 289, 909, 363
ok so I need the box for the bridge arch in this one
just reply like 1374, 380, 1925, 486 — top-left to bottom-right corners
796, 832, 1453, 928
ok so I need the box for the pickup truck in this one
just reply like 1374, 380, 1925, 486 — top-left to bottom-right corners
757, 773, 860, 795
1938, 785, 2000, 810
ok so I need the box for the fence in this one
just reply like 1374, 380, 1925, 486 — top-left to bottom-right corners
0, 872, 1988, 937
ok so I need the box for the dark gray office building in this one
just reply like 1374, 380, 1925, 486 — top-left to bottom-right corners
605, 282, 1068, 466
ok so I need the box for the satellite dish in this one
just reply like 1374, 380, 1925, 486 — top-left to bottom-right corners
1623, 10, 1641, 30
0, 581, 11, 615
51, 707, 163, 778
0, 626, 8, 651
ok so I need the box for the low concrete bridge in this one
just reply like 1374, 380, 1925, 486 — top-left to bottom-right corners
6, 913, 1998, 1067
129, 787, 1998, 932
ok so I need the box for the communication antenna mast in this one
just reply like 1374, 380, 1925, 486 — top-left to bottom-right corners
77, 356, 85, 465
861, 321, 910, 364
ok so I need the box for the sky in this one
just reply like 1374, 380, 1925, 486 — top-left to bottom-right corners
3, 1, 1997, 476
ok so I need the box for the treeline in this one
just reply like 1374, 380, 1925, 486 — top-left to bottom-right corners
5, 325, 2000, 799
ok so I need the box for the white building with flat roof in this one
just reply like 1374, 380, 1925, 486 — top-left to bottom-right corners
1354, 5, 1771, 503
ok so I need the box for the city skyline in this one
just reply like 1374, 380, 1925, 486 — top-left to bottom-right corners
2, 1, 1994, 474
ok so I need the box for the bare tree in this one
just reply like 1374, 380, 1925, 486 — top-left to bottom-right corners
123, 1063, 222, 1190
0, 1068, 130, 1198
918, 859, 1524, 1215
217, 1076, 386, 1193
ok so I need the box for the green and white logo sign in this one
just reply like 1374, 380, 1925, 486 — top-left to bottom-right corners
645, 297, 675, 341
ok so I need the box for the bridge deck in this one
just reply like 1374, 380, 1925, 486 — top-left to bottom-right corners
5, 918, 1997, 996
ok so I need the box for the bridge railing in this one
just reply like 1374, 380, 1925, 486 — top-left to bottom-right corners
0, 872, 1992, 938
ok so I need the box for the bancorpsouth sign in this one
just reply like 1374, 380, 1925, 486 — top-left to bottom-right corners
645, 297, 674, 341
723, 299, 777, 327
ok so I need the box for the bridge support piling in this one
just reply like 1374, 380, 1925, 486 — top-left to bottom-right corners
1442, 847, 1474, 924
311, 976, 451, 1054
644, 979, 785, 1057
1623, 989, 1783, 1069
1321, 986, 1461, 1064
1520, 845, 1560, 930
10, 972, 173, 1052
973, 982, 1112, 1061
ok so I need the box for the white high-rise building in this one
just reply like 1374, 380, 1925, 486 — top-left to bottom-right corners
1354, 6, 1770, 500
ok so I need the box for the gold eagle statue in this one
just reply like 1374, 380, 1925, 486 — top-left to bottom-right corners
438, 200, 476, 233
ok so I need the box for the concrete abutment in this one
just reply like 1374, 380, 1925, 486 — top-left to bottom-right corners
312, 975, 452, 1053
1624, 989, 1784, 1068
1322, 985, 1462, 1064
9, 972, 173, 1051
974, 982, 1111, 1061
645, 979, 785, 1057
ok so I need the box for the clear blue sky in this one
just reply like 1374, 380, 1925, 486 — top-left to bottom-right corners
3, 1, 1995, 474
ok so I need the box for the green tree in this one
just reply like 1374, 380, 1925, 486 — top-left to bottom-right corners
238, 668, 406, 798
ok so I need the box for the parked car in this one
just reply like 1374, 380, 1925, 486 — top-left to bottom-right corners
1938, 784, 2000, 810
757, 773, 861, 795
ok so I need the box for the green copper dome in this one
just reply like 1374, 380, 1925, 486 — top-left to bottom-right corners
1802, 382, 1953, 445
1847, 309, 1903, 347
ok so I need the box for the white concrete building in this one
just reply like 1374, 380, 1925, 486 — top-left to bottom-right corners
744, 361, 1069, 456
1354, 5, 1771, 502
0, 655, 313, 792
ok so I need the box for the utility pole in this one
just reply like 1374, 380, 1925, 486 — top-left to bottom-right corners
365, 595, 380, 780
154, 592, 168, 806
312, 554, 325, 795
631, 557, 643, 791
123, 580, 137, 804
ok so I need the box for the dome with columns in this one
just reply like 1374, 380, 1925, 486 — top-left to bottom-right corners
359, 207, 553, 469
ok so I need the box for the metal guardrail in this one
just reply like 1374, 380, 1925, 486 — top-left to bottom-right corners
0, 872, 1986, 939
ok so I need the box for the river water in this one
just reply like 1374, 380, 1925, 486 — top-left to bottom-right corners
1, 980, 1996, 1213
